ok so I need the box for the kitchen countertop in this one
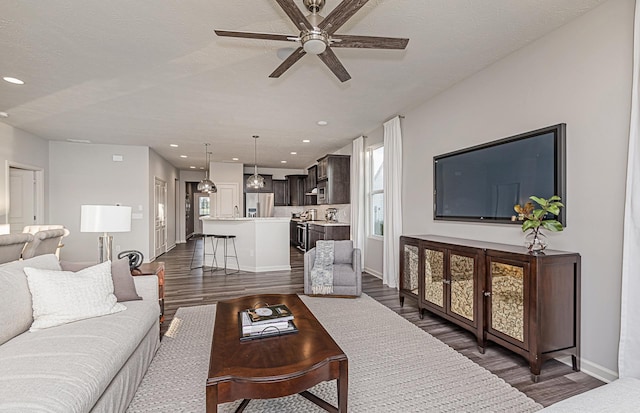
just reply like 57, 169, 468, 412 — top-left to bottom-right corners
291, 218, 350, 227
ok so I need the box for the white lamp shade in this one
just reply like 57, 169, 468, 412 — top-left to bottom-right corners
80, 205, 132, 233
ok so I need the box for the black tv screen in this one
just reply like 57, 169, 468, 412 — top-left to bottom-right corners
434, 124, 566, 225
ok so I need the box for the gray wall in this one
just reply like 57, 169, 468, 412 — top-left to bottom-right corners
399, 0, 632, 380
149, 148, 180, 256
49, 141, 151, 262
0, 124, 49, 224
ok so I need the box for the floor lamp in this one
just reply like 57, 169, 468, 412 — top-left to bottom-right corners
80, 205, 132, 262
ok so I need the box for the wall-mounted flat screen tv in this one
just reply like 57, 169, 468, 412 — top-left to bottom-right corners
434, 124, 566, 225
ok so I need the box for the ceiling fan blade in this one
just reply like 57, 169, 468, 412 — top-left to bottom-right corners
331, 35, 409, 49
318, 0, 370, 35
274, 0, 314, 32
215, 30, 297, 42
317, 48, 351, 82
269, 47, 306, 78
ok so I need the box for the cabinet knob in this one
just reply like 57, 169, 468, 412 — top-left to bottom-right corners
443, 279, 451, 285
483, 291, 491, 297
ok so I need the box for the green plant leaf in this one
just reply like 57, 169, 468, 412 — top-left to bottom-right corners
522, 220, 539, 232
548, 195, 562, 201
529, 195, 545, 206
541, 220, 563, 232
546, 205, 560, 215
533, 209, 546, 220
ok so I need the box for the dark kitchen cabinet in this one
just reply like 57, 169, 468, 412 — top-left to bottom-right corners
273, 179, 287, 206
308, 224, 350, 250
286, 175, 306, 206
304, 165, 318, 206
290, 220, 298, 246
243, 174, 273, 193
399, 235, 580, 382
316, 154, 350, 205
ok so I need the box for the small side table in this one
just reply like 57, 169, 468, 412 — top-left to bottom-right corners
132, 262, 165, 324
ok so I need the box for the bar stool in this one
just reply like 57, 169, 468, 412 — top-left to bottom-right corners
189, 233, 216, 270
211, 234, 239, 275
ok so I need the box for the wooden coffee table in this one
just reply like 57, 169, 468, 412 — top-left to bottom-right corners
206, 294, 348, 413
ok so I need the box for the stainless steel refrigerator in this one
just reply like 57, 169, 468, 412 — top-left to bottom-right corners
245, 193, 275, 217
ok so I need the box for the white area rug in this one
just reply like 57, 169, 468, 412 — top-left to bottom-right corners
127, 294, 542, 412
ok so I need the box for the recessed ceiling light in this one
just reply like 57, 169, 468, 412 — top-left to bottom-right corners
0, 112, 8, 118
290, 152, 297, 155
232, 157, 239, 161
281, 160, 287, 164
317, 120, 328, 126
180, 155, 188, 158
3, 77, 24, 85
66, 138, 92, 144
200, 167, 205, 170
170, 144, 179, 148
190, 166, 196, 169
303, 139, 310, 143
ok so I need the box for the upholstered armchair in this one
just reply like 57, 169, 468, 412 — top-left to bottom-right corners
21, 229, 67, 260
23, 225, 69, 258
0, 233, 33, 264
304, 240, 362, 297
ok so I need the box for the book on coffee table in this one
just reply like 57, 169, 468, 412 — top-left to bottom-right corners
245, 304, 294, 324
238, 311, 298, 341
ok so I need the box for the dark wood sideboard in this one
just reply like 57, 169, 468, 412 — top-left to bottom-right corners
399, 235, 580, 382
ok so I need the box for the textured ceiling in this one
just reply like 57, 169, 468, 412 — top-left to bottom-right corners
0, 0, 606, 169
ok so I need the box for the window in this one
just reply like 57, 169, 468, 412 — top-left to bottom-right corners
370, 145, 384, 237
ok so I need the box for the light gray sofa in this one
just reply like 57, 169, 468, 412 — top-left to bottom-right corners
0, 254, 160, 413
304, 240, 362, 296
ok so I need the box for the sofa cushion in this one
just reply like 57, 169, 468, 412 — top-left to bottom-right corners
24, 261, 126, 331
0, 300, 158, 412
0, 254, 61, 345
61, 258, 141, 302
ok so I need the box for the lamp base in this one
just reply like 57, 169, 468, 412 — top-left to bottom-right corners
98, 234, 113, 263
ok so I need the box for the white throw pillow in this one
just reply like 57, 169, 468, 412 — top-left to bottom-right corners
24, 261, 126, 331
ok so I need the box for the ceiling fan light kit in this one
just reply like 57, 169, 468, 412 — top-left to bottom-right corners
214, 0, 409, 82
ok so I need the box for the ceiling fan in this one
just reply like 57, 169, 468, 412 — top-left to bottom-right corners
214, 0, 409, 82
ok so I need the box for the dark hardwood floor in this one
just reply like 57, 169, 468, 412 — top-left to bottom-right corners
156, 239, 603, 408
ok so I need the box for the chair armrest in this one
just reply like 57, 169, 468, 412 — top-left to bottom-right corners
133, 275, 159, 303
353, 248, 362, 296
303, 248, 316, 294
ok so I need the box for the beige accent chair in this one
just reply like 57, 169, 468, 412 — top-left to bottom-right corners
23, 225, 69, 257
0, 233, 33, 264
304, 240, 362, 296
21, 229, 67, 260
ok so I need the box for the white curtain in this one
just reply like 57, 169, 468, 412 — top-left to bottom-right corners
350, 136, 366, 268
383, 117, 403, 288
619, 0, 640, 379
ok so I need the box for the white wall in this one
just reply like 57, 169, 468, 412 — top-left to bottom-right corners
49, 142, 150, 262
149, 149, 180, 256
400, 0, 632, 380
0, 124, 49, 224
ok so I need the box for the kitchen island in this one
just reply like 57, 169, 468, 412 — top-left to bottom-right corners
200, 217, 291, 273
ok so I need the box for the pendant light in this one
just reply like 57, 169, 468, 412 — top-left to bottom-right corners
197, 143, 217, 193
246, 135, 265, 189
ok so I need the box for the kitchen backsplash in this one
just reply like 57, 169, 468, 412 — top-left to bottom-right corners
274, 204, 351, 223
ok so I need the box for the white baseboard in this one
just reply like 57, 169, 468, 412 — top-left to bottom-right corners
364, 267, 382, 278
556, 356, 618, 383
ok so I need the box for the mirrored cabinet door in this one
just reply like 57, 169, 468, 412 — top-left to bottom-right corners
402, 244, 419, 297
449, 254, 475, 322
489, 260, 526, 343
423, 248, 444, 309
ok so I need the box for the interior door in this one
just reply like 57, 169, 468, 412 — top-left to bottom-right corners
154, 177, 168, 258
9, 168, 36, 233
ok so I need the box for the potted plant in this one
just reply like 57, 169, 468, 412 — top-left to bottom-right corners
514, 195, 564, 252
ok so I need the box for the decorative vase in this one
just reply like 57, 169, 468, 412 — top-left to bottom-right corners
525, 232, 547, 253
